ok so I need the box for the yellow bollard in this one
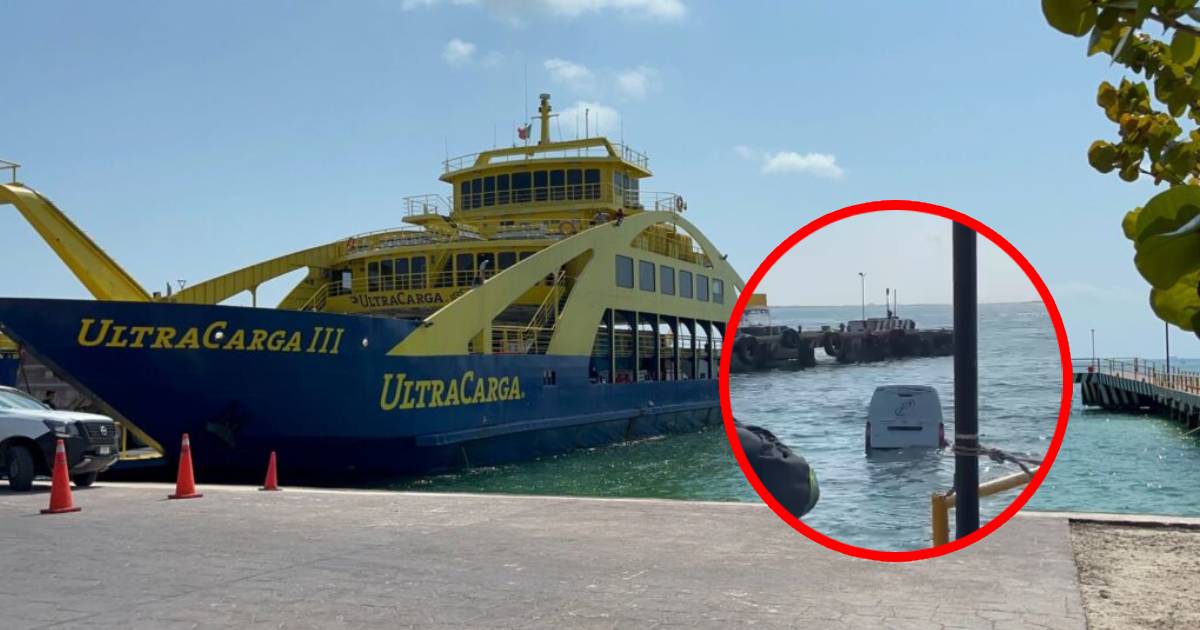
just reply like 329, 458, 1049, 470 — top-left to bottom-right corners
931, 492, 950, 547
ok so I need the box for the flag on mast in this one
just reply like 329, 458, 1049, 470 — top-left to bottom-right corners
517, 123, 532, 140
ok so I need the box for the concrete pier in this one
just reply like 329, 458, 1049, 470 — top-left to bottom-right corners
0, 482, 1087, 629
1075, 359, 1200, 430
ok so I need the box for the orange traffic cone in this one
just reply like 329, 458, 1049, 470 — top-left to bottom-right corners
41, 439, 81, 514
168, 433, 203, 500
259, 451, 281, 491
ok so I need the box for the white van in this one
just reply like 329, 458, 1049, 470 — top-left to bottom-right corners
865, 385, 946, 452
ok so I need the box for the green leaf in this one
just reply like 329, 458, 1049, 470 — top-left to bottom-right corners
1172, 31, 1200, 65
1042, 0, 1098, 36
1129, 186, 1200, 289
1148, 271, 1200, 332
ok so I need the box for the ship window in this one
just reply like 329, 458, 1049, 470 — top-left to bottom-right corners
340, 270, 352, 294
680, 269, 694, 298
585, 169, 600, 200
380, 259, 394, 291
368, 261, 380, 292
697, 274, 710, 301
460, 181, 470, 211
713, 279, 724, 304
567, 169, 582, 200
456, 253, 475, 286
660, 265, 675, 295
395, 258, 409, 290
519, 251, 533, 261
533, 171, 548, 202
470, 178, 483, 209
550, 170, 565, 201
616, 255, 634, 288
499, 251, 517, 269
497, 173, 510, 205
513, 171, 531, 203
638, 260, 655, 292
483, 176, 496, 206
613, 172, 623, 204
411, 256, 427, 289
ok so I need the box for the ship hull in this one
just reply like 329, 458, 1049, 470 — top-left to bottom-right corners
0, 298, 719, 479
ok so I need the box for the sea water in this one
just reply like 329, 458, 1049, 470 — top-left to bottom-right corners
393, 303, 1200, 551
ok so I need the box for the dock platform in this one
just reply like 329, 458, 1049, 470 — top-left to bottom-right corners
1074, 358, 1200, 430
0, 482, 1089, 629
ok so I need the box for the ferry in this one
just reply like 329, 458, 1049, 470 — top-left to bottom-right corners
0, 94, 743, 477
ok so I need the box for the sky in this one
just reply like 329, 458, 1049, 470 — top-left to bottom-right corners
758, 211, 1038, 307
0, 0, 1185, 358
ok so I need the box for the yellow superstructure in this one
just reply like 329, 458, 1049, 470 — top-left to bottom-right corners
3, 93, 744, 375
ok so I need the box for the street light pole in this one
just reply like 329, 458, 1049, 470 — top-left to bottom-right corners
858, 272, 866, 320
1166, 321, 1171, 387
953, 222, 979, 539
1091, 328, 1095, 369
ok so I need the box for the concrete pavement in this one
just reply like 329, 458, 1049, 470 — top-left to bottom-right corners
0, 483, 1085, 629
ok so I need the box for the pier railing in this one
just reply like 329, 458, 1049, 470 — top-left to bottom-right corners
1073, 357, 1200, 394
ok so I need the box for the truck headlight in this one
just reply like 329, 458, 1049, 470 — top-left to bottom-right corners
43, 419, 76, 437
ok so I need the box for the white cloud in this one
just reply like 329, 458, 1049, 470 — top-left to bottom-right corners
762, 151, 844, 178
405, 0, 686, 24
442, 38, 476, 67
734, 146, 845, 178
538, 0, 686, 20
545, 58, 595, 90
615, 65, 659, 100
557, 101, 620, 138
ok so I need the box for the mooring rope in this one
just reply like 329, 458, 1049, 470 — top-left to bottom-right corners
951, 442, 1042, 476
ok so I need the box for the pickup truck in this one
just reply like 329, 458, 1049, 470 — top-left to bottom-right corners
0, 385, 119, 490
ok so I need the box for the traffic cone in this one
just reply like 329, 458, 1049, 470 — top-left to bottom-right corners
41, 439, 81, 514
168, 433, 203, 500
259, 451, 281, 491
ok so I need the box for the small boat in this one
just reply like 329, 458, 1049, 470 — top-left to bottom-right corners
865, 385, 946, 452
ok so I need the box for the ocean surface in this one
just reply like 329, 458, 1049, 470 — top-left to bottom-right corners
391, 303, 1200, 551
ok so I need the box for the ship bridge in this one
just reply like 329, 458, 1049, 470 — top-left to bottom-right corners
406, 94, 672, 234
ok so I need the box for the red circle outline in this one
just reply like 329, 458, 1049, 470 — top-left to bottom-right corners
718, 200, 1073, 562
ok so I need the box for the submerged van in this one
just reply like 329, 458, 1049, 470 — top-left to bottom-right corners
865, 385, 947, 452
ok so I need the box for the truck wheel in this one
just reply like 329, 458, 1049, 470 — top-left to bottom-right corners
5, 445, 36, 492
71, 472, 98, 488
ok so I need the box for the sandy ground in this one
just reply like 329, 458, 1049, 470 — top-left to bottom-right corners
1071, 522, 1200, 629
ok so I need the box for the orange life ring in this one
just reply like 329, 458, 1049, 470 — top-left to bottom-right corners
674, 196, 685, 212
345, 237, 357, 251
559, 220, 577, 235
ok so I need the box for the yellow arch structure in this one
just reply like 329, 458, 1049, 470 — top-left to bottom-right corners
1, 184, 151, 301
168, 242, 345, 306
389, 211, 744, 357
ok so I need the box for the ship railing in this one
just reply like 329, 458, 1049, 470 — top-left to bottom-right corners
630, 217, 712, 266
343, 226, 452, 255
1074, 356, 1200, 393
298, 282, 330, 312
0, 159, 19, 184
453, 184, 681, 216
614, 143, 650, 170
443, 142, 649, 175
403, 193, 453, 216
593, 331, 719, 359
491, 270, 571, 354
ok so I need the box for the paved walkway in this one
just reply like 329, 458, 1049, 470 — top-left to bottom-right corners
0, 483, 1085, 629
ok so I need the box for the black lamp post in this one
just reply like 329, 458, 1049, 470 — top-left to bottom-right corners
953, 222, 979, 538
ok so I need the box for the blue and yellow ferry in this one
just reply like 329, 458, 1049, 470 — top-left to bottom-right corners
0, 94, 743, 477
